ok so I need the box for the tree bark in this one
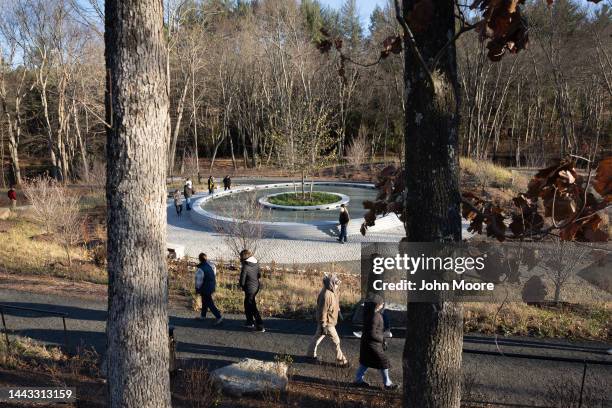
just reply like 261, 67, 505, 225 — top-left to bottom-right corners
400, 1, 463, 407
104, 0, 170, 407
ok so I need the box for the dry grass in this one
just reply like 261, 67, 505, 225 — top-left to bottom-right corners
0, 214, 107, 284
460, 157, 528, 192
464, 302, 610, 340
170, 259, 361, 319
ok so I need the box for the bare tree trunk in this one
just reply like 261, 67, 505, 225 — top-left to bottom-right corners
399, 0, 463, 407
0, 124, 4, 187
191, 71, 199, 173
229, 134, 237, 170
73, 101, 89, 182
168, 81, 189, 175
104, 0, 170, 406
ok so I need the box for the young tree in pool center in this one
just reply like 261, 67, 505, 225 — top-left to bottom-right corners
105, 0, 171, 407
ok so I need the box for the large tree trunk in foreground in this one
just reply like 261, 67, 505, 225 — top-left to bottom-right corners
401, 0, 463, 407
105, 0, 170, 407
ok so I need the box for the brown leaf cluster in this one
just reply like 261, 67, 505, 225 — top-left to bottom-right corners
364, 156, 610, 243
470, 0, 529, 61
360, 165, 405, 235
380, 36, 403, 60
462, 156, 610, 242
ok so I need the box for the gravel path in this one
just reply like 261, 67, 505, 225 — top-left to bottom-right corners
1, 289, 610, 407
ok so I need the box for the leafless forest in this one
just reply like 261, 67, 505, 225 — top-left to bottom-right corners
0, 0, 610, 186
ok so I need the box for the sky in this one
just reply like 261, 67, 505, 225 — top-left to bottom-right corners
320, 0, 389, 27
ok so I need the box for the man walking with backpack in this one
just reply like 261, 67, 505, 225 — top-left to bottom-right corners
194, 253, 223, 325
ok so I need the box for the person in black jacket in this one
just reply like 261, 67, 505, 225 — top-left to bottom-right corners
239, 249, 265, 332
183, 178, 193, 210
338, 204, 350, 243
194, 253, 223, 325
354, 295, 398, 390
223, 175, 232, 191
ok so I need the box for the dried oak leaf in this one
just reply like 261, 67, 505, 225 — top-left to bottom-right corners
485, 206, 507, 241
381, 36, 402, 59
316, 39, 332, 54
593, 156, 612, 202
526, 158, 577, 199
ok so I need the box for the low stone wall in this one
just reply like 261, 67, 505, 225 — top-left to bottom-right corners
258, 191, 350, 211
188, 181, 403, 240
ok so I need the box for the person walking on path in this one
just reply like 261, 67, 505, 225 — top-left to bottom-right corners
239, 249, 265, 332
307, 273, 349, 367
207, 176, 216, 195
184, 178, 193, 210
7, 186, 17, 210
194, 253, 223, 325
338, 204, 350, 243
223, 175, 232, 191
172, 189, 183, 217
353, 295, 397, 390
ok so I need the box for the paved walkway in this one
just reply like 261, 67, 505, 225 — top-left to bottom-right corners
1, 289, 610, 407
167, 188, 406, 264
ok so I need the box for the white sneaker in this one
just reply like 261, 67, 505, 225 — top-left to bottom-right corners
214, 317, 224, 325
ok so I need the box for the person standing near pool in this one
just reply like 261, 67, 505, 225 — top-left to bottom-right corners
223, 175, 232, 190
338, 204, 350, 243
239, 249, 265, 332
183, 178, 193, 211
208, 175, 216, 195
173, 189, 183, 216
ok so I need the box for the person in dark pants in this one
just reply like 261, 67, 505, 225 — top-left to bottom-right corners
184, 178, 193, 210
173, 189, 183, 217
338, 204, 350, 243
207, 176, 215, 195
194, 253, 223, 325
239, 249, 265, 332
354, 294, 398, 390
223, 175, 232, 191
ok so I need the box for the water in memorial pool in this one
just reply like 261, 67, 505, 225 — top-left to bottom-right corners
201, 184, 376, 223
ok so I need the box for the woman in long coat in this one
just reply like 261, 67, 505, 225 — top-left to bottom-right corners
354, 295, 398, 390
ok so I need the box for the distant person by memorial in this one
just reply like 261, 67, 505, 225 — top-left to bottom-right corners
172, 189, 183, 217
307, 273, 349, 367
183, 178, 193, 210
194, 253, 223, 325
7, 186, 17, 210
223, 175, 232, 191
239, 249, 265, 332
207, 176, 215, 195
338, 204, 350, 244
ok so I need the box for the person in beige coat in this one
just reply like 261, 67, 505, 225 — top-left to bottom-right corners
307, 273, 349, 367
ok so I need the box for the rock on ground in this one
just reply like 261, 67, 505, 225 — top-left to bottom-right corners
0, 208, 10, 220
211, 358, 288, 397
